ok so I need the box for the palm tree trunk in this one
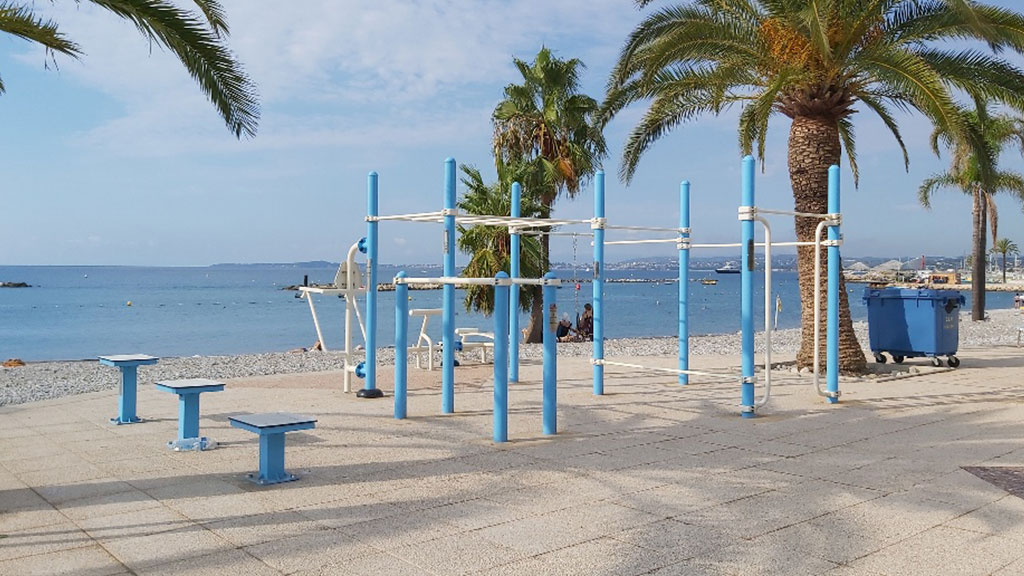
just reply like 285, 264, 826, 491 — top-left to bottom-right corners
972, 188, 987, 321
523, 233, 551, 343
788, 116, 866, 373
1002, 253, 1007, 283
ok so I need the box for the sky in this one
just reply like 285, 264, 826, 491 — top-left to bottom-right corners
2, 0, 1024, 267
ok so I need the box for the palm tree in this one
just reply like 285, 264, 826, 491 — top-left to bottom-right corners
920, 107, 1024, 318
493, 47, 607, 342
991, 238, 1020, 284
602, 1, 1024, 372
457, 164, 546, 315
1, 1, 258, 138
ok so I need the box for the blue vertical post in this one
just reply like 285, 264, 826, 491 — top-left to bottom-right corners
120, 366, 139, 424
361, 171, 382, 398
509, 182, 522, 383
493, 273, 510, 443
593, 172, 605, 396
740, 156, 756, 418
543, 272, 558, 434
394, 271, 409, 419
679, 181, 690, 385
442, 158, 457, 414
259, 433, 286, 484
826, 165, 841, 403
179, 394, 200, 440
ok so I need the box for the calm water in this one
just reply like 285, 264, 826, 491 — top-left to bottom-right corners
0, 265, 1015, 361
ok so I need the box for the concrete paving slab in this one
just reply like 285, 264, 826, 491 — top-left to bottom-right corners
0, 543, 126, 576
95, 524, 234, 572
132, 548, 283, 576
532, 536, 680, 576
0, 520, 94, 562
243, 528, 371, 574
395, 530, 527, 574
848, 525, 1024, 576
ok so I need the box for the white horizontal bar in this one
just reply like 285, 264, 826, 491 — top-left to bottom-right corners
603, 224, 686, 233
689, 243, 743, 248
369, 211, 445, 222
395, 276, 562, 287
594, 359, 737, 380
604, 238, 680, 246
755, 208, 830, 219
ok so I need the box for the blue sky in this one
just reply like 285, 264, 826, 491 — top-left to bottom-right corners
2, 0, 1023, 266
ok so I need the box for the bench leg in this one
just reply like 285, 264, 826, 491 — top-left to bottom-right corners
251, 432, 297, 485
112, 366, 142, 425
167, 394, 215, 451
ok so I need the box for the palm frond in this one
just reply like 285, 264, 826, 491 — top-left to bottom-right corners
89, 0, 259, 138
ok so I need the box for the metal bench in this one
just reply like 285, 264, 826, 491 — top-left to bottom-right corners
229, 412, 317, 485
155, 378, 225, 451
99, 354, 159, 425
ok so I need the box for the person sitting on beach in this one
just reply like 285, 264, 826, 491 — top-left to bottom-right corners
557, 313, 575, 342
577, 303, 594, 341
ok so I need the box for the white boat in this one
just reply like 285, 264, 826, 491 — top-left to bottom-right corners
715, 262, 740, 274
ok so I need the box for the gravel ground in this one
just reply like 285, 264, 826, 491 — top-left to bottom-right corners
2, 309, 1020, 407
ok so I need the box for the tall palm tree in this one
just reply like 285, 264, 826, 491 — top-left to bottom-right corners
457, 164, 546, 315
991, 238, 1020, 284
602, 0, 1024, 372
493, 47, 607, 342
1, 1, 258, 138
920, 107, 1024, 318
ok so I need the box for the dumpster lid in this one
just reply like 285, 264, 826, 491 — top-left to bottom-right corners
862, 287, 965, 303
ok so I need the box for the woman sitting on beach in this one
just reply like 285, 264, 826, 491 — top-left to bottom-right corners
576, 303, 594, 341
557, 313, 575, 342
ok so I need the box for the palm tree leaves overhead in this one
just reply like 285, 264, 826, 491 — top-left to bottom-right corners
603, 0, 1024, 183
0, 0, 258, 138
493, 47, 606, 205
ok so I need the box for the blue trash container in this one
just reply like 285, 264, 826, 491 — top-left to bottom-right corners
862, 287, 965, 368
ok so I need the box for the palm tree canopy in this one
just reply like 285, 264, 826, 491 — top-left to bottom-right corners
604, 0, 1024, 184
494, 47, 607, 205
993, 237, 1020, 256
0, 0, 258, 138
919, 107, 1024, 243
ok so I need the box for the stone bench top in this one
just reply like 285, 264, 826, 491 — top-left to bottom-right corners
155, 378, 225, 392
99, 354, 159, 365
229, 412, 317, 431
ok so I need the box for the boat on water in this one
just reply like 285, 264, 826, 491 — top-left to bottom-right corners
715, 262, 741, 274
700, 278, 718, 285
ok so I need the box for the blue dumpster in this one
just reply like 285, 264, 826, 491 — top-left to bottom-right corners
862, 288, 965, 368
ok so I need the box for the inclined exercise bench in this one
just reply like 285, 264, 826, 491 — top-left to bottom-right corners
229, 412, 317, 485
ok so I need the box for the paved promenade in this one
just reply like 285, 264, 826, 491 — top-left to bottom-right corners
2, 346, 1024, 575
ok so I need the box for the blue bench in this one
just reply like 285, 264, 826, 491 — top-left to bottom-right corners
229, 412, 317, 485
98, 354, 159, 425
155, 378, 225, 451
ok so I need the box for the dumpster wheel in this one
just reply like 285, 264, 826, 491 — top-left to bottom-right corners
874, 353, 886, 364
931, 357, 944, 368
947, 356, 960, 368
892, 355, 905, 364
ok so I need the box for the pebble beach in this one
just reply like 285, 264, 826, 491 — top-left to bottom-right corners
2, 309, 1021, 407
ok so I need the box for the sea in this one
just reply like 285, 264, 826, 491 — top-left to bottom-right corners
0, 265, 1017, 362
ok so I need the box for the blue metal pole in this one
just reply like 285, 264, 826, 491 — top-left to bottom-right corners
543, 272, 558, 434
509, 182, 522, 383
179, 394, 200, 440
442, 158, 457, 414
494, 272, 510, 443
740, 156, 756, 418
394, 271, 409, 419
826, 165, 841, 404
679, 181, 690, 385
361, 171, 382, 398
119, 366, 139, 424
593, 172, 605, 396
